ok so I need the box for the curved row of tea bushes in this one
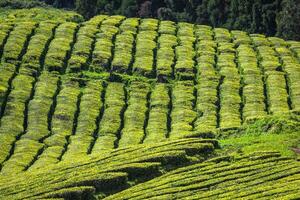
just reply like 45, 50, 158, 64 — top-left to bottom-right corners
156, 21, 177, 80
270, 41, 300, 113
0, 18, 62, 172
104, 152, 300, 200
0, 71, 35, 166
193, 25, 218, 137
0, 72, 59, 174
216, 29, 242, 130
29, 80, 81, 170
0, 22, 36, 114
233, 31, 267, 122
92, 82, 126, 152
1, 22, 37, 64
0, 63, 15, 116
44, 22, 78, 73
144, 83, 169, 143
288, 41, 300, 61
21, 21, 58, 71
132, 19, 158, 77
170, 81, 196, 138
111, 18, 138, 73
0, 23, 13, 57
62, 80, 104, 161
0, 21, 55, 169
174, 22, 196, 79
118, 81, 150, 147
252, 35, 290, 115
67, 15, 106, 72
92, 16, 124, 72
0, 138, 216, 200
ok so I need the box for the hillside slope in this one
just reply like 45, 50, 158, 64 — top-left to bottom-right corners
0, 11, 299, 199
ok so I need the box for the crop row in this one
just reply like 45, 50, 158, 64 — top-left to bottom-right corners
92, 15, 125, 72
156, 21, 177, 80
92, 82, 126, 152
271, 40, 300, 113
67, 15, 107, 72
251, 34, 290, 115
194, 25, 218, 136
118, 81, 151, 147
234, 32, 267, 122
29, 79, 81, 170
0, 138, 216, 199
104, 152, 300, 200
44, 22, 78, 73
62, 80, 104, 161
216, 29, 242, 130
0, 21, 58, 172
169, 81, 196, 138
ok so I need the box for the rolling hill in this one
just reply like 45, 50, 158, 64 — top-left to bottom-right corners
0, 8, 299, 199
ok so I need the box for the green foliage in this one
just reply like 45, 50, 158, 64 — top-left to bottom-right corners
0, 0, 47, 9
0, 8, 83, 23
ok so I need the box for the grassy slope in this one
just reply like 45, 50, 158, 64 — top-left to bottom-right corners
219, 115, 300, 157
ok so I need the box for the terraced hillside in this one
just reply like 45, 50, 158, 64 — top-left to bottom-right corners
0, 12, 299, 199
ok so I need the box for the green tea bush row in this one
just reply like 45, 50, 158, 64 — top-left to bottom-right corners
214, 28, 231, 43
92, 25, 118, 71
0, 23, 13, 56
118, 81, 150, 147
101, 15, 125, 27
265, 72, 290, 114
175, 22, 195, 79
252, 37, 290, 115
194, 26, 218, 137
268, 37, 287, 47
156, 32, 177, 80
92, 16, 124, 72
217, 43, 242, 129
236, 43, 266, 122
170, 81, 196, 138
111, 19, 137, 73
158, 20, 176, 35
1, 22, 36, 63
275, 46, 300, 113
139, 18, 159, 32
119, 18, 139, 34
92, 82, 125, 152
44, 22, 78, 73
0, 72, 59, 174
0, 63, 15, 116
0, 138, 215, 199
67, 15, 107, 73
132, 19, 158, 77
0, 70, 35, 165
30, 80, 81, 170
62, 80, 104, 160
105, 152, 300, 200
144, 83, 169, 143
194, 25, 213, 41
132, 29, 157, 77
250, 33, 271, 46
231, 30, 252, 46
288, 41, 300, 60
21, 21, 57, 71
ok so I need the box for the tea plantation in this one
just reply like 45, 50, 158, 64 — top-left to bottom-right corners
0, 8, 299, 199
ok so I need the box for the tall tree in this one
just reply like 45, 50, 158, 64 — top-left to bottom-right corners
276, 0, 300, 40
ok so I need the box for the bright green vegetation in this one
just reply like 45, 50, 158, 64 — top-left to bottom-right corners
0, 11, 299, 199
105, 152, 300, 200
0, 8, 83, 23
